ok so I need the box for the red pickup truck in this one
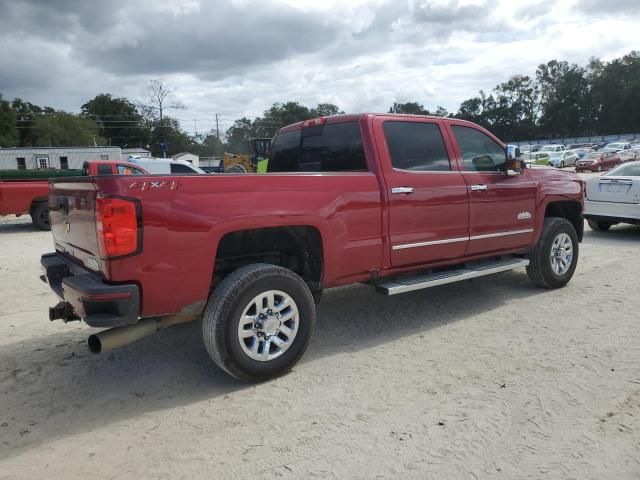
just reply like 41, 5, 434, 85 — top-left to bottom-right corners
40, 114, 584, 381
0, 161, 148, 229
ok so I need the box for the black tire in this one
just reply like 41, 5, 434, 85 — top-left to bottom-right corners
527, 217, 579, 289
202, 263, 316, 382
30, 202, 50, 230
587, 219, 612, 231
225, 164, 247, 174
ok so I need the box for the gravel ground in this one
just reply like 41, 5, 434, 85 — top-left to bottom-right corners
0, 188, 639, 479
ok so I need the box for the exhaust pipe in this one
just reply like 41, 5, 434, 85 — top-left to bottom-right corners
87, 315, 196, 354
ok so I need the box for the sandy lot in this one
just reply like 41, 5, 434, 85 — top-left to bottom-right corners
0, 204, 639, 479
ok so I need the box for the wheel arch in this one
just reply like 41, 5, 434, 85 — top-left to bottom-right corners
211, 224, 325, 297
541, 200, 583, 242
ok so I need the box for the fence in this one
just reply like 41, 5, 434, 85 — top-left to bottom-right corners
508, 133, 640, 146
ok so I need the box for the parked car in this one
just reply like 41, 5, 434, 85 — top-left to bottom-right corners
567, 143, 597, 150
548, 150, 579, 168
575, 152, 621, 173
40, 113, 584, 382
568, 148, 593, 159
602, 142, 631, 153
617, 150, 638, 163
519, 144, 542, 153
127, 157, 206, 174
539, 144, 566, 154
584, 161, 640, 230
0, 161, 148, 230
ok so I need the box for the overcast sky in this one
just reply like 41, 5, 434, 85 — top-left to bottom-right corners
0, 0, 638, 135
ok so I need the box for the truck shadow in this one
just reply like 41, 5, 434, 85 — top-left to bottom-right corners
583, 224, 640, 244
0, 219, 41, 234
0, 270, 545, 460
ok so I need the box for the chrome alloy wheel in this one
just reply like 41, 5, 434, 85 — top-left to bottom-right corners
550, 232, 573, 275
237, 290, 299, 362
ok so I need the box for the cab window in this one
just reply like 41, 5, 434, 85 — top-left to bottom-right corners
452, 125, 506, 172
383, 121, 451, 171
97, 164, 113, 175
269, 121, 367, 172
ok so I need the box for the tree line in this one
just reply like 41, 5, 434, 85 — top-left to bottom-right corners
0, 51, 638, 156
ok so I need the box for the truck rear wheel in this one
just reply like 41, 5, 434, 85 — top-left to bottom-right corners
202, 263, 316, 382
526, 217, 579, 289
30, 202, 50, 230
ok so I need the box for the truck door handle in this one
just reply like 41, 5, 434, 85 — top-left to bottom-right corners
391, 186, 414, 194
470, 184, 488, 191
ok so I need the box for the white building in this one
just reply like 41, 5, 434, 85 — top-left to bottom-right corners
0, 147, 121, 171
172, 152, 200, 167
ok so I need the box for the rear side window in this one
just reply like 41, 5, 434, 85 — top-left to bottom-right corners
451, 125, 506, 172
268, 122, 367, 172
97, 164, 113, 175
170, 163, 196, 173
383, 121, 451, 171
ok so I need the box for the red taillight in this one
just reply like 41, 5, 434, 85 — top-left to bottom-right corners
96, 197, 139, 258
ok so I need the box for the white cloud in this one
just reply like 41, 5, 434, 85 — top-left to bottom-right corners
0, 0, 638, 136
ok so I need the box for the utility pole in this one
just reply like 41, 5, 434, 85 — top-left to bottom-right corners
215, 113, 220, 139
194, 119, 198, 137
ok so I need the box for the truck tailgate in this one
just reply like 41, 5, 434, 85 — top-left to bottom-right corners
49, 179, 105, 275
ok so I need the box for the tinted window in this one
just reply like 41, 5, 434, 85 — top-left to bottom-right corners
97, 164, 113, 175
269, 130, 301, 172
60, 156, 69, 169
170, 163, 196, 173
452, 125, 506, 172
268, 122, 366, 172
384, 121, 451, 172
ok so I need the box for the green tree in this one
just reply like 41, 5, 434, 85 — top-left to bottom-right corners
310, 103, 344, 117
81, 93, 146, 147
10, 98, 53, 146
225, 117, 255, 154
388, 102, 430, 114
31, 112, 103, 146
0, 94, 18, 147
589, 51, 640, 134
432, 106, 449, 117
145, 116, 192, 157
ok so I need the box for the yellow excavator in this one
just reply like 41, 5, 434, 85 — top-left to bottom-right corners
222, 138, 272, 173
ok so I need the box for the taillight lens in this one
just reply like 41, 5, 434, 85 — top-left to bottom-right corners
96, 197, 140, 258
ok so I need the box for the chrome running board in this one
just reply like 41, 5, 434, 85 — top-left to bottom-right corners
376, 257, 530, 295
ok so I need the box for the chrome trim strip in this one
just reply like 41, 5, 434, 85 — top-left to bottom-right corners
469, 228, 534, 240
392, 236, 468, 250
392, 228, 533, 250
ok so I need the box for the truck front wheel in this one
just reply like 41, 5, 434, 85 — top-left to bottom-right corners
526, 217, 579, 289
202, 263, 316, 382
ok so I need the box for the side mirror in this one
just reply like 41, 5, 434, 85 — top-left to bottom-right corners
506, 145, 521, 160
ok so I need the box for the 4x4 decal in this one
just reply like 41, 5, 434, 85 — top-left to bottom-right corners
129, 180, 182, 191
